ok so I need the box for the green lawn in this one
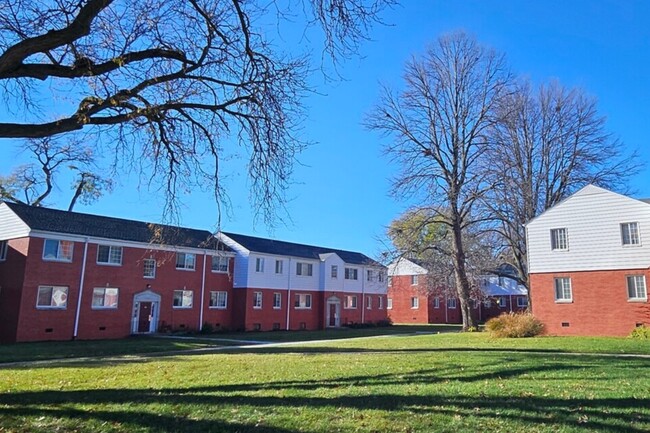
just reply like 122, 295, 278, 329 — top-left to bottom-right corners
0, 332, 648, 433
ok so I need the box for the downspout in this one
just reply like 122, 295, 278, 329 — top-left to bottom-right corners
199, 252, 207, 331
445, 296, 449, 324
361, 267, 366, 324
285, 258, 292, 330
73, 237, 89, 340
509, 294, 513, 312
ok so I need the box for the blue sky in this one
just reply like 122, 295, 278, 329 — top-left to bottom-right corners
1, 0, 648, 258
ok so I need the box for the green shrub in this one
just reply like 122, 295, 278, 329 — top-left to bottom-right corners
629, 325, 650, 339
485, 312, 545, 338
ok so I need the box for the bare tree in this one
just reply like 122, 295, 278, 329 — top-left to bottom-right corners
387, 208, 498, 302
0, 137, 113, 208
487, 80, 640, 303
0, 0, 392, 221
367, 32, 511, 330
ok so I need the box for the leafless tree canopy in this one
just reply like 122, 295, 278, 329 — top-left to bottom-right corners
488, 80, 640, 294
0, 0, 392, 221
367, 32, 511, 329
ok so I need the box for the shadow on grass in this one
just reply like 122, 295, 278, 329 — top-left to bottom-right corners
0, 380, 647, 433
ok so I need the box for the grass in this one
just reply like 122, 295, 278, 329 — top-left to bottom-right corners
0, 332, 648, 432
0, 325, 457, 364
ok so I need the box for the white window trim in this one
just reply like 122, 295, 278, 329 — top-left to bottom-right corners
97, 244, 123, 266
378, 296, 383, 309
550, 228, 569, 251
91, 287, 119, 309
273, 292, 282, 309
411, 275, 419, 286
498, 297, 506, 308
344, 268, 358, 280
411, 297, 419, 309
294, 293, 312, 309
517, 297, 528, 308
209, 291, 228, 309
42, 239, 74, 262
621, 222, 642, 247
366, 296, 372, 310
387, 298, 393, 309
172, 289, 194, 308
175, 253, 196, 271
296, 262, 313, 277
143, 258, 156, 279
331, 265, 338, 279
275, 260, 283, 275
554, 277, 573, 303
255, 258, 265, 273
626, 275, 648, 302
447, 298, 457, 309
433, 297, 440, 309
344, 295, 357, 309
211, 256, 229, 273
253, 291, 263, 309
36, 285, 68, 309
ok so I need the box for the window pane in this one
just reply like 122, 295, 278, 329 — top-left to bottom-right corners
51, 287, 68, 307
110, 247, 122, 264
97, 245, 110, 263
43, 240, 59, 259
92, 288, 105, 307
176, 254, 185, 268
37, 286, 53, 306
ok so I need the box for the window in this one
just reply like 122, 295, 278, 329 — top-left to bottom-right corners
433, 297, 440, 309
175, 252, 196, 270
92, 288, 119, 309
517, 297, 528, 308
275, 259, 283, 274
253, 291, 263, 309
0, 240, 7, 261
484, 299, 492, 308
387, 297, 393, 309
255, 257, 265, 273
344, 295, 357, 309
367, 270, 374, 281
294, 293, 312, 309
331, 265, 338, 278
96, 245, 122, 265
209, 291, 228, 308
388, 276, 392, 286
554, 277, 572, 302
550, 228, 568, 251
627, 275, 647, 301
366, 296, 372, 310
143, 259, 156, 278
378, 296, 383, 309
43, 239, 73, 262
36, 286, 68, 308
211, 256, 229, 273
173, 290, 193, 308
344, 267, 358, 280
378, 271, 384, 283
448, 298, 457, 309
498, 297, 506, 308
621, 222, 641, 246
411, 275, 419, 285
411, 297, 419, 309
296, 262, 313, 276
273, 292, 282, 309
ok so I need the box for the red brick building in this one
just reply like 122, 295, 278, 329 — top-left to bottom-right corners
0, 202, 387, 342
387, 258, 528, 325
527, 185, 649, 336
218, 232, 388, 331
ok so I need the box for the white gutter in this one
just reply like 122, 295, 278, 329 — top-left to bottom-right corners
445, 296, 449, 324
199, 252, 207, 331
286, 258, 292, 330
73, 238, 89, 339
361, 267, 366, 323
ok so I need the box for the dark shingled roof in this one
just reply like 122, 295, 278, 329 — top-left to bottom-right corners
222, 232, 382, 266
4, 201, 229, 250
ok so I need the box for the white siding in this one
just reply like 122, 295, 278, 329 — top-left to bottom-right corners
217, 233, 250, 287
246, 253, 321, 291
387, 258, 428, 276
527, 185, 650, 273
320, 253, 345, 292
363, 266, 388, 295
0, 203, 31, 240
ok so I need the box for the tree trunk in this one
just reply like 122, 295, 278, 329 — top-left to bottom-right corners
451, 215, 477, 330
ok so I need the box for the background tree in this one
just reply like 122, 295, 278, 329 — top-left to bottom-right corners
487, 80, 639, 303
367, 32, 511, 330
387, 208, 498, 302
0, 0, 392, 220
0, 138, 113, 210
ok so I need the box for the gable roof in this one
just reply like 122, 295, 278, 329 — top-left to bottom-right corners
3, 201, 229, 250
220, 231, 382, 266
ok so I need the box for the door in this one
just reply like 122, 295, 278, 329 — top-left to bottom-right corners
138, 302, 152, 333
326, 299, 341, 327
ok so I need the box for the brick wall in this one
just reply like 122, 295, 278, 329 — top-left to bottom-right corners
531, 269, 650, 336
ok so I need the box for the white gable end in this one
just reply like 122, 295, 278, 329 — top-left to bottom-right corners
527, 185, 650, 273
0, 203, 31, 240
